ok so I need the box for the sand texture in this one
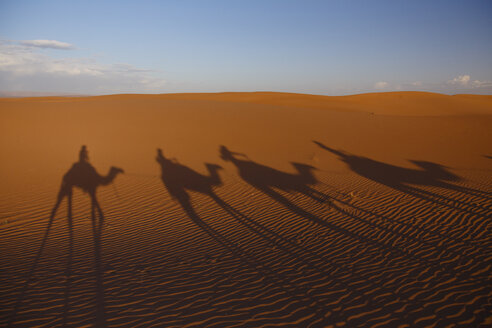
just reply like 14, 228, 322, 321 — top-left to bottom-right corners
0, 92, 491, 327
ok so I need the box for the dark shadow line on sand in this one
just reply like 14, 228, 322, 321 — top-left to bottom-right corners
62, 197, 74, 328
10, 146, 120, 327
156, 148, 329, 324
7, 205, 59, 327
91, 195, 107, 328
313, 141, 491, 208
219, 145, 490, 285
218, 145, 492, 327
156, 148, 480, 327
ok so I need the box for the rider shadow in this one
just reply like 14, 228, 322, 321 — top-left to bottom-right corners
219, 146, 328, 204
155, 148, 270, 251
217, 145, 489, 277
154, 146, 489, 327
155, 148, 332, 322
53, 146, 123, 327
156, 147, 325, 238
216, 145, 393, 260
156, 147, 327, 258
9, 146, 123, 328
217, 145, 373, 234
313, 141, 491, 214
155, 148, 239, 251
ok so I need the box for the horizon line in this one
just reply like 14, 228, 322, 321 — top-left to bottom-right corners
1, 90, 491, 99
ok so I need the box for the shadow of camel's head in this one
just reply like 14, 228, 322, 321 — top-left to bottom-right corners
109, 166, 125, 175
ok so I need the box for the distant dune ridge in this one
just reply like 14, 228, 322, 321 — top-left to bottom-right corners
4, 90, 492, 115
0, 92, 491, 327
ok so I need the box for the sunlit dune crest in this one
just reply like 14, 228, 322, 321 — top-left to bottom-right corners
4, 91, 492, 116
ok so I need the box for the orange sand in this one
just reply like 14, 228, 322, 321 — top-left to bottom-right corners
0, 92, 491, 327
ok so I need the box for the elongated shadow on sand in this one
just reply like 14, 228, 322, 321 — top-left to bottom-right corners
152, 146, 489, 327
218, 145, 420, 258
62, 205, 74, 328
9, 146, 123, 328
90, 200, 106, 328
219, 146, 328, 203
155, 148, 332, 323
156, 149, 391, 324
7, 205, 66, 327
313, 141, 491, 213
217, 145, 491, 326
219, 145, 490, 280
311, 142, 491, 249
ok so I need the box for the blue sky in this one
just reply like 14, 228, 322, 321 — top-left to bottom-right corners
1, 0, 491, 95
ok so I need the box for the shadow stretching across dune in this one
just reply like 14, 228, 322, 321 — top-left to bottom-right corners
313, 141, 491, 212
62, 202, 74, 328
7, 143, 490, 327
8, 147, 123, 328
155, 148, 336, 324
1, 92, 491, 327
217, 144, 491, 326
7, 210, 58, 327
90, 197, 107, 328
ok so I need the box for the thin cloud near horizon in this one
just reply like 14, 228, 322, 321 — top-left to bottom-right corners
0, 40, 166, 95
20, 39, 75, 50
372, 76, 492, 93
0, 39, 491, 96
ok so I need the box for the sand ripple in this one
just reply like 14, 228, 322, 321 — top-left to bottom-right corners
1, 169, 491, 327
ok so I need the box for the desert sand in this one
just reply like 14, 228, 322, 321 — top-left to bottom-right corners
0, 91, 491, 327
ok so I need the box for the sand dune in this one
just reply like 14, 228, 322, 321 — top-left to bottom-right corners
0, 92, 491, 327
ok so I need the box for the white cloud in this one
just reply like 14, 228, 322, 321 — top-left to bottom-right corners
448, 75, 471, 85
471, 79, 492, 88
447, 74, 492, 89
411, 81, 422, 86
20, 39, 74, 50
0, 41, 166, 94
373, 81, 388, 89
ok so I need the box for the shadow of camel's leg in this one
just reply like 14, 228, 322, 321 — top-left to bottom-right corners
90, 193, 99, 236
50, 184, 68, 220
62, 187, 74, 328
90, 193, 96, 224
8, 185, 65, 327
300, 186, 331, 204
67, 187, 72, 218
89, 190, 107, 327
90, 191, 104, 223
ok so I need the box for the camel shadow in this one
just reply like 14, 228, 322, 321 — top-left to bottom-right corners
218, 145, 489, 276
217, 145, 400, 249
156, 149, 238, 257
219, 145, 328, 204
155, 148, 332, 323
156, 148, 222, 206
54, 146, 123, 327
156, 148, 262, 246
51, 145, 124, 221
216, 144, 490, 327
9, 146, 123, 328
159, 147, 442, 324
313, 141, 491, 214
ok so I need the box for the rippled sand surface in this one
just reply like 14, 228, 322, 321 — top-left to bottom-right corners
1, 92, 491, 327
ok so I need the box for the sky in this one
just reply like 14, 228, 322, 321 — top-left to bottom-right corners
0, 0, 491, 95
